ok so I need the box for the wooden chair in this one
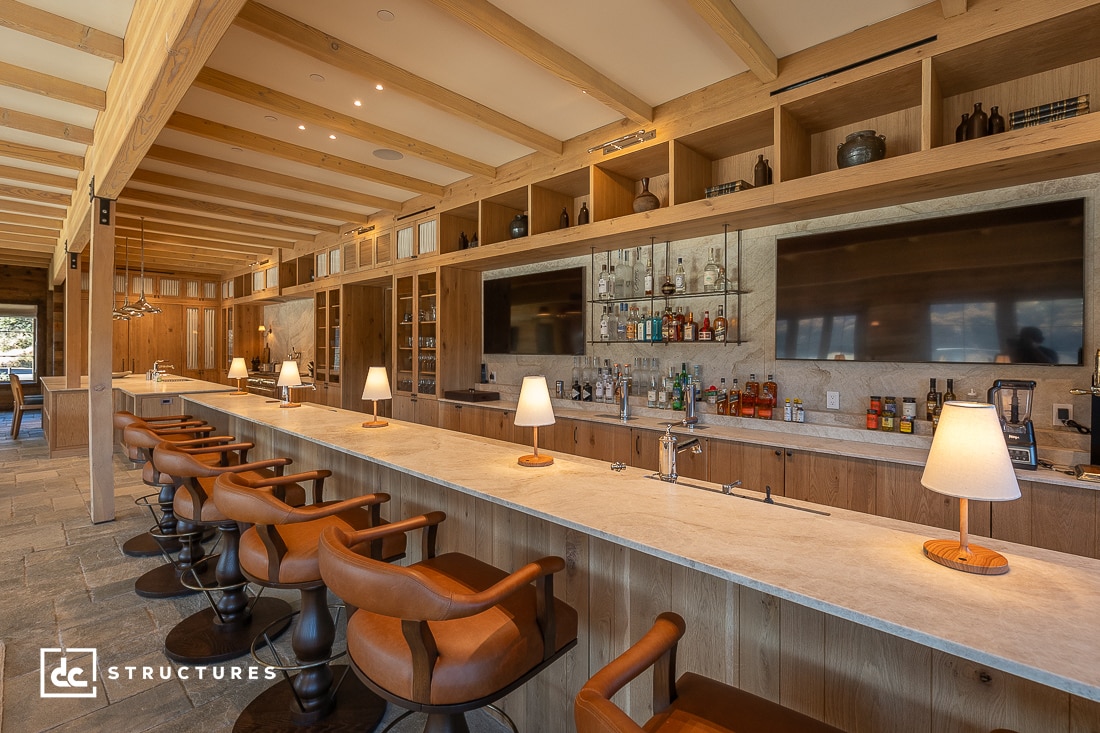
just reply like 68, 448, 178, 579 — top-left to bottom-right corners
575, 612, 845, 733
9, 373, 42, 438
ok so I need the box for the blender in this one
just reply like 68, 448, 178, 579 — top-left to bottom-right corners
987, 379, 1038, 470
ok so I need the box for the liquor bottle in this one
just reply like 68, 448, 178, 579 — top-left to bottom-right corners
728, 378, 741, 417
647, 368, 658, 408
671, 368, 683, 411
944, 378, 956, 403
674, 257, 687, 294
652, 308, 664, 343
604, 366, 614, 404
783, 398, 792, 422
684, 311, 697, 342
662, 306, 674, 343
761, 374, 778, 420
607, 266, 618, 300
618, 250, 634, 298
643, 255, 654, 296
699, 310, 712, 341
626, 304, 638, 341
638, 306, 649, 342
598, 265, 609, 300
616, 303, 628, 341
659, 367, 672, 409
594, 367, 605, 403
713, 304, 727, 343
599, 306, 610, 341
674, 306, 685, 341
693, 364, 703, 401
703, 247, 721, 292
925, 378, 938, 421
680, 363, 690, 404
742, 373, 759, 418
571, 357, 581, 400
582, 372, 593, 402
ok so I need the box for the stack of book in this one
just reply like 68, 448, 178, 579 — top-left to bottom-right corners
704, 180, 752, 199
1009, 94, 1089, 129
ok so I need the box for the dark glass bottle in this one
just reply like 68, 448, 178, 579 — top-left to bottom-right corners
560, 206, 570, 228
578, 202, 590, 225
944, 378, 956, 403
988, 106, 1005, 134
955, 113, 970, 142
967, 102, 988, 139
753, 154, 770, 187
926, 378, 938, 421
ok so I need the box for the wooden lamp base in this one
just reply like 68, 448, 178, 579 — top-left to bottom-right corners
362, 419, 388, 428
518, 453, 553, 467
230, 390, 248, 395
279, 401, 300, 408
923, 539, 1009, 575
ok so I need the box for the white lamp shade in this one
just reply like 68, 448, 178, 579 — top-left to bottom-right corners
276, 360, 302, 387
514, 376, 556, 427
227, 357, 248, 380
921, 402, 1020, 502
362, 366, 392, 401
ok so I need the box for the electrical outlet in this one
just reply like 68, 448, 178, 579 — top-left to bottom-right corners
826, 391, 840, 410
1053, 403, 1073, 427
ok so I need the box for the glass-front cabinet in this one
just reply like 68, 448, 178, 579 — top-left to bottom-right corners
394, 270, 437, 397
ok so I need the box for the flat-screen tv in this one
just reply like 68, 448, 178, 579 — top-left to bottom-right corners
775, 199, 1084, 364
484, 267, 585, 355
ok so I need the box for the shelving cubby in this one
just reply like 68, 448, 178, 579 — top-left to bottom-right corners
671, 109, 774, 205
479, 186, 528, 246
439, 202, 479, 254
592, 141, 670, 221
529, 168, 589, 235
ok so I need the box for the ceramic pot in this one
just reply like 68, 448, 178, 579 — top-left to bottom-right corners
955, 113, 970, 142
836, 130, 886, 169
967, 102, 988, 139
632, 177, 660, 212
509, 213, 528, 239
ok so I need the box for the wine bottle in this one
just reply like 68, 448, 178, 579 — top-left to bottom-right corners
925, 378, 937, 421
944, 379, 956, 404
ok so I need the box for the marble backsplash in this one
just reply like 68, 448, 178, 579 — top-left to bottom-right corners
263, 299, 315, 376
482, 172, 1100, 463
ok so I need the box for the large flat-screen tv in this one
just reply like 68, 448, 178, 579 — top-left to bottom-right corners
775, 199, 1085, 364
484, 267, 585, 355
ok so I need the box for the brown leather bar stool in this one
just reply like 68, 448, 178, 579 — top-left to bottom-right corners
125, 423, 238, 597
152, 439, 311, 664
213, 471, 408, 731
115, 411, 214, 557
575, 612, 845, 733
9, 373, 42, 439
318, 511, 578, 733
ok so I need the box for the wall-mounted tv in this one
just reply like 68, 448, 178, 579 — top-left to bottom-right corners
483, 267, 585, 355
775, 199, 1085, 364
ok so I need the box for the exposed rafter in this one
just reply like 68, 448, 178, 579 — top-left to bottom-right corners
0, 0, 125, 62
0, 140, 84, 170
0, 211, 62, 229
128, 169, 368, 223
0, 197, 64, 218
116, 215, 288, 250
684, 0, 778, 82
2, 231, 57, 246
940, 0, 968, 17
116, 203, 304, 244
0, 222, 63, 238
193, 67, 496, 179
0, 60, 106, 110
0, 164, 76, 189
423, 0, 652, 126
0, 106, 94, 145
0, 182, 69, 206
233, 1, 562, 155
166, 112, 445, 197
143, 145, 402, 211
118, 187, 342, 234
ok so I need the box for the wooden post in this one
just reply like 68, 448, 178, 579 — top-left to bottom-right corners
88, 197, 115, 524
63, 257, 81, 389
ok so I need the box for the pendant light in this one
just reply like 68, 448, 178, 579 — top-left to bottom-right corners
134, 218, 160, 314
111, 240, 130, 320
120, 237, 144, 318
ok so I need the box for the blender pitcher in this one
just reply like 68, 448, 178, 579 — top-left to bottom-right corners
987, 379, 1038, 470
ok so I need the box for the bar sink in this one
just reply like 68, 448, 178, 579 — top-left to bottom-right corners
593, 414, 637, 421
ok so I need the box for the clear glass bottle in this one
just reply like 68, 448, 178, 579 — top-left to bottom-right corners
571, 357, 581, 400
618, 250, 634, 299
674, 257, 687, 294
703, 247, 721, 292
599, 305, 610, 341
644, 255, 654, 296
607, 265, 618, 300
647, 367, 658, 408
597, 265, 609, 300
594, 367, 605, 403
616, 303, 628, 340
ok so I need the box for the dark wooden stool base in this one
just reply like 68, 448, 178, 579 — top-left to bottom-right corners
233, 666, 386, 733
134, 556, 219, 599
123, 531, 180, 557
164, 597, 292, 664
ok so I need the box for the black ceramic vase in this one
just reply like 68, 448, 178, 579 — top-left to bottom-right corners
837, 130, 886, 169
632, 178, 660, 213
509, 213, 528, 239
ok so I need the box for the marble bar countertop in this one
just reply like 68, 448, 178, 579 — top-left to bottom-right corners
41, 375, 234, 397
438, 395, 1094, 492
186, 391, 1100, 703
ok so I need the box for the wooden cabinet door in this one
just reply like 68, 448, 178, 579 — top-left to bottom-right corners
438, 402, 462, 432
574, 421, 631, 463
785, 450, 876, 514
738, 443, 787, 497
989, 479, 1095, 557
391, 395, 415, 422
475, 406, 515, 443
631, 428, 659, 471
415, 397, 438, 427
546, 417, 579, 454
875, 461, 989, 536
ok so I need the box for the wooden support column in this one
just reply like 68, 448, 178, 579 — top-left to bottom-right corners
88, 197, 114, 523
63, 253, 81, 388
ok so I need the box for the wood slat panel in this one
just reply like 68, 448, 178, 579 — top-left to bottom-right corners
739, 587, 781, 701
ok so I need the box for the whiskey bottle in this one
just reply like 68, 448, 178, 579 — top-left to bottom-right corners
698, 310, 712, 341
760, 374, 778, 420
728, 378, 741, 416
684, 311, 697, 342
713, 304, 727, 343
742, 373, 760, 418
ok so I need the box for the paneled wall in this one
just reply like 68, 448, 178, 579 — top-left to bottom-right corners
0, 264, 53, 409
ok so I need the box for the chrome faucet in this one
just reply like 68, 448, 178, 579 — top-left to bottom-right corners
151, 360, 175, 379
1070, 349, 1100, 396
619, 374, 630, 422
683, 383, 697, 426
657, 421, 704, 483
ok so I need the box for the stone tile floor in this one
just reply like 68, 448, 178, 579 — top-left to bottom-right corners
0, 411, 511, 732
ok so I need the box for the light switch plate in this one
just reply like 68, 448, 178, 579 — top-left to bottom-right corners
1053, 403, 1072, 426
826, 391, 840, 410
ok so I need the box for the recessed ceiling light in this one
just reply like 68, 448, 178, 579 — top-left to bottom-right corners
353, 100, 362, 107
264, 115, 278, 122
377, 9, 394, 21
375, 83, 384, 91
298, 124, 306, 130
373, 148, 403, 161
329, 134, 336, 140
230, 146, 243, 152
310, 73, 325, 82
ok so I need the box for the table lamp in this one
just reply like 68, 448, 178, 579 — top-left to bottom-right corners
361, 366, 391, 428
276, 360, 302, 408
514, 375, 555, 467
227, 357, 248, 395
920, 401, 1020, 575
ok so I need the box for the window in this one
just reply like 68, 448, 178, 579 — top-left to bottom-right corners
0, 306, 37, 382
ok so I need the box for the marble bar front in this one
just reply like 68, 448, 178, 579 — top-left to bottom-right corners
184, 391, 1100, 732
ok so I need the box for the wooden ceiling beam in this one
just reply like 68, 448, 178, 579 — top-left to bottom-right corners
116, 215, 284, 250
55, 0, 249, 284
119, 241, 252, 266
0, 140, 84, 170
234, 1, 562, 155
0, 106, 94, 145
116, 227, 275, 256
940, 0, 968, 17
0, 197, 64, 218
0, 211, 62, 229
193, 68, 496, 179
0, 182, 70, 206
1, 231, 56, 246
0, 60, 106, 110
0, 163, 76, 189
119, 187, 341, 234
128, 169, 368, 223
115, 203, 303, 244
423, 0, 652, 126
0, 0, 125, 62
0, 222, 63, 238
144, 144, 403, 211
119, 255, 234, 274
166, 111, 445, 197
684, 0, 778, 83
0, 252, 52, 265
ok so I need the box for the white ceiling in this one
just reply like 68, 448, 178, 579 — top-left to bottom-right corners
0, 0, 932, 274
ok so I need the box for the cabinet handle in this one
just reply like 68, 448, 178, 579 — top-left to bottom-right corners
786, 450, 792, 457
573, 426, 578, 444
635, 435, 640, 454
774, 449, 782, 457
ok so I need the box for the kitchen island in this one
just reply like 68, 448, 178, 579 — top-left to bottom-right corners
40, 375, 233, 457
184, 391, 1100, 732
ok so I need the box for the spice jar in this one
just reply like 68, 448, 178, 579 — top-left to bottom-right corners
902, 397, 917, 419
900, 416, 914, 434
870, 396, 882, 413
881, 412, 895, 431
866, 409, 880, 430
